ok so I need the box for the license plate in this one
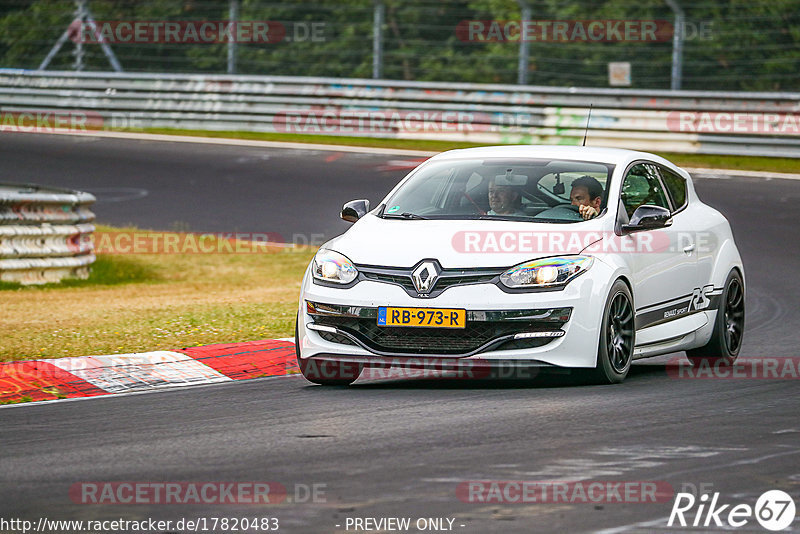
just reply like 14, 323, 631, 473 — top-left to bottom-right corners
377, 307, 466, 328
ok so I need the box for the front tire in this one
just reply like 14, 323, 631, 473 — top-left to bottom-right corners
686, 270, 744, 367
587, 280, 635, 384
295, 318, 362, 386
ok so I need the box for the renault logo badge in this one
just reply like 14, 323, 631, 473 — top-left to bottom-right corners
412, 260, 440, 293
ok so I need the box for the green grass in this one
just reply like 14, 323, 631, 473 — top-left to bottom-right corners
138, 127, 476, 152
656, 152, 800, 174
1, 226, 314, 361
0, 256, 159, 291
128, 127, 800, 174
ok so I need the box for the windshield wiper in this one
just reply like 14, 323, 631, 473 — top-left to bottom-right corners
528, 218, 577, 223
473, 214, 528, 220
470, 215, 573, 223
382, 212, 429, 220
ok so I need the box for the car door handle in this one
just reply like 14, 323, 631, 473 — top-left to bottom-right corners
683, 243, 696, 254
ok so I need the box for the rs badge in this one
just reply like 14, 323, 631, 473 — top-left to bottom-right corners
689, 285, 714, 311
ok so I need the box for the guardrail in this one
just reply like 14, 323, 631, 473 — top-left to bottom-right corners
0, 183, 96, 285
1, 70, 799, 157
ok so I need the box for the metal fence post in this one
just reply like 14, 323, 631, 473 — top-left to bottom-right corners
73, 0, 86, 71
228, 0, 239, 74
665, 0, 684, 90
517, 0, 531, 85
372, 0, 384, 79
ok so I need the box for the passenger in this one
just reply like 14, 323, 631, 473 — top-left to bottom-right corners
570, 175, 604, 220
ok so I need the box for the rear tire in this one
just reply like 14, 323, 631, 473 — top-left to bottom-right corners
686, 270, 744, 367
586, 280, 635, 384
295, 317, 362, 386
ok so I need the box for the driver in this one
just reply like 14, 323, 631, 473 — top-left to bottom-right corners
570, 175, 604, 220
488, 175, 526, 216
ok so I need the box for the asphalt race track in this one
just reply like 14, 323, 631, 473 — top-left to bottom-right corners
1, 132, 799, 533
0, 133, 408, 242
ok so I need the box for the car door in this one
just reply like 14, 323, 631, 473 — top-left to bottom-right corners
658, 164, 712, 291
618, 162, 699, 330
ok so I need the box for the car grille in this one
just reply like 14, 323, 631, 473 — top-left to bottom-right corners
361, 272, 413, 289
359, 265, 503, 298
435, 273, 500, 290
311, 315, 561, 355
317, 330, 357, 346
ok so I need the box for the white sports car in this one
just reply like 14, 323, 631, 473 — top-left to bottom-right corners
295, 146, 745, 385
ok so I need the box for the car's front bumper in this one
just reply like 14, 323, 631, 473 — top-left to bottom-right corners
297, 262, 613, 369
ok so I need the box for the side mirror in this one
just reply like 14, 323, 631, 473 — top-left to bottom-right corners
621, 205, 672, 233
340, 199, 370, 223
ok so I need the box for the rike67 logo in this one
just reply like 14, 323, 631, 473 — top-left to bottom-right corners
668, 490, 796, 531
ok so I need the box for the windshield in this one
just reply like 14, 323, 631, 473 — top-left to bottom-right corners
382, 158, 614, 223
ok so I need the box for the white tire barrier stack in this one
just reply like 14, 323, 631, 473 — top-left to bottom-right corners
0, 183, 96, 284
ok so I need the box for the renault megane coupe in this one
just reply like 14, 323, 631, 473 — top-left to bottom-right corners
295, 146, 745, 385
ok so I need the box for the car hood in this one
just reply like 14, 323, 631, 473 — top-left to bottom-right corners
324, 214, 607, 268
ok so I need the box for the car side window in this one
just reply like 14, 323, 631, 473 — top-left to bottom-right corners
620, 163, 671, 218
659, 167, 688, 212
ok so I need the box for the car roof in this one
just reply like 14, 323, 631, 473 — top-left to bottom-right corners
430, 145, 678, 170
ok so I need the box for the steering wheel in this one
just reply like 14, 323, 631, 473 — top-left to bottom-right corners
533, 203, 583, 221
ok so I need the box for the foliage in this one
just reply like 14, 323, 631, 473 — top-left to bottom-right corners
0, 1, 797, 90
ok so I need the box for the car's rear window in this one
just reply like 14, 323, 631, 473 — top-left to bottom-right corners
660, 167, 688, 211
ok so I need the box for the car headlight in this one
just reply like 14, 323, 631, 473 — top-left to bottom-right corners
312, 249, 358, 284
500, 256, 593, 289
